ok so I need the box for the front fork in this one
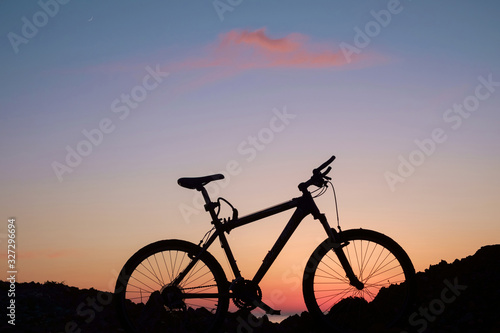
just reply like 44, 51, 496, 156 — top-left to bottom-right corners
316, 213, 364, 290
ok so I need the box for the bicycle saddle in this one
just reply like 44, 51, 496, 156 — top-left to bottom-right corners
177, 174, 224, 190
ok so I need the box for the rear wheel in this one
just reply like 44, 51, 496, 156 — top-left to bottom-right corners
303, 229, 416, 332
115, 240, 229, 333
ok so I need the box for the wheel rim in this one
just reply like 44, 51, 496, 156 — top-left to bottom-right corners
118, 248, 224, 332
311, 237, 412, 330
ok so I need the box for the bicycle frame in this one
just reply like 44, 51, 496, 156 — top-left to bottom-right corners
173, 187, 360, 293
115, 156, 415, 333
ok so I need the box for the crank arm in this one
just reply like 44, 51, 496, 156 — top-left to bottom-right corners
252, 299, 281, 315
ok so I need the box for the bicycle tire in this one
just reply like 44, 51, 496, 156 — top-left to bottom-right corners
303, 229, 416, 333
114, 239, 229, 333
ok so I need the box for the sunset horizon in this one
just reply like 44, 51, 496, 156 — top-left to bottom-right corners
1, 1, 499, 331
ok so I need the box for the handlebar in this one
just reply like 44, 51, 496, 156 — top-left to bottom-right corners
313, 155, 335, 175
298, 155, 336, 192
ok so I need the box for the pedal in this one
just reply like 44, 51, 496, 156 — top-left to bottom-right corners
252, 299, 281, 315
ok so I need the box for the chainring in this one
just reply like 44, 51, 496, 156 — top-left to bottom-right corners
231, 279, 262, 310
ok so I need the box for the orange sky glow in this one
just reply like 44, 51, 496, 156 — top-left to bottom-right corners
1, 1, 499, 318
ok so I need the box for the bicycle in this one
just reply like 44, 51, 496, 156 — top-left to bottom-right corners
114, 155, 416, 333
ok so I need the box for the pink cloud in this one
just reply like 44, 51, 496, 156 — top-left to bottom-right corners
167, 28, 383, 94
71, 28, 383, 96
178, 28, 371, 71
220, 28, 301, 53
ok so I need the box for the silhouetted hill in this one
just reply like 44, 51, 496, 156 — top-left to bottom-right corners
407, 244, 500, 333
1, 244, 499, 332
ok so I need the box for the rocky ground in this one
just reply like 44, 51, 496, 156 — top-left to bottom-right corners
1, 244, 499, 332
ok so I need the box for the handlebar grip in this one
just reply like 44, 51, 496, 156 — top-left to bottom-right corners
313, 155, 336, 174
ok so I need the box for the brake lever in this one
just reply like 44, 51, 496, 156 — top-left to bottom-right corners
314, 155, 336, 175
322, 166, 332, 180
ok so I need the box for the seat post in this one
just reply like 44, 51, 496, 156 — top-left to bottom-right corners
198, 186, 220, 223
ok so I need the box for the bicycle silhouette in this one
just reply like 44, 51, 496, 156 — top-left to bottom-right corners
115, 156, 416, 332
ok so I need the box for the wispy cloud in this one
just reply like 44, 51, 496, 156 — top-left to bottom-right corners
178, 27, 372, 71
74, 28, 382, 94
165, 28, 382, 94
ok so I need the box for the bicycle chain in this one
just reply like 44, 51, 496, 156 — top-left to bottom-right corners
181, 284, 219, 290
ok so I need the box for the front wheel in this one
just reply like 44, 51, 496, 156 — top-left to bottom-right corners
114, 239, 229, 333
303, 229, 416, 332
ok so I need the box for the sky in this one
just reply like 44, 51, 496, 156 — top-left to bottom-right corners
1, 0, 499, 316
